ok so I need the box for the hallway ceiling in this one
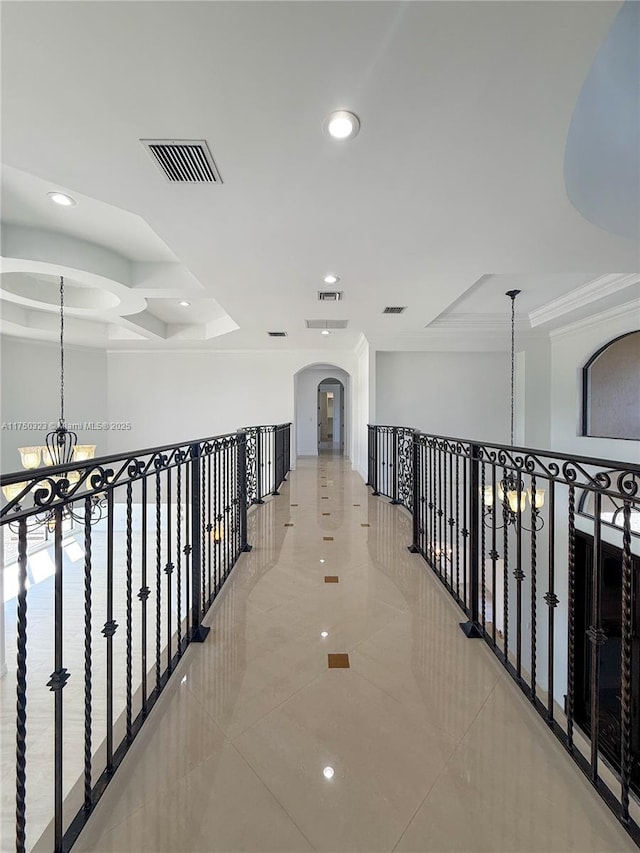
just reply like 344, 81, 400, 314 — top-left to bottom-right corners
1, 1, 638, 350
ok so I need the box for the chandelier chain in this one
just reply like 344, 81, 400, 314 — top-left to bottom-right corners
510, 292, 515, 447
59, 276, 65, 427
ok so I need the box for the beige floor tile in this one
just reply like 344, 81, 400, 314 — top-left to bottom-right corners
394, 677, 636, 853
233, 669, 454, 852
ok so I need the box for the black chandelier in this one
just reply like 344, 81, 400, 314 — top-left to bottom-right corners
482, 289, 545, 533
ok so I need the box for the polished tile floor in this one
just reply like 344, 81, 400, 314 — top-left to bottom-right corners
74, 456, 634, 853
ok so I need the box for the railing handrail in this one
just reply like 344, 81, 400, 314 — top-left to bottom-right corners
368, 423, 640, 475
0, 429, 245, 487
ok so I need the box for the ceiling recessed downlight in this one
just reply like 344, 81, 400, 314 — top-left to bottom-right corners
324, 111, 360, 141
48, 192, 76, 207
321, 329, 331, 336
323, 766, 335, 780
323, 274, 340, 285
179, 300, 191, 307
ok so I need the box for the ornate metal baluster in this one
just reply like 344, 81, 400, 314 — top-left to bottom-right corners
83, 498, 93, 809
165, 468, 173, 672
176, 464, 183, 653
139, 478, 149, 712
103, 490, 117, 772
621, 502, 633, 823
502, 468, 510, 665
155, 470, 162, 690
544, 481, 557, 721
588, 492, 605, 781
567, 484, 576, 752
126, 482, 133, 740
490, 465, 498, 647
515, 478, 524, 680
15, 518, 28, 853
530, 476, 538, 701
480, 462, 486, 629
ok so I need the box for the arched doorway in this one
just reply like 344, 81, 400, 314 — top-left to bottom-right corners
317, 378, 345, 453
293, 364, 351, 460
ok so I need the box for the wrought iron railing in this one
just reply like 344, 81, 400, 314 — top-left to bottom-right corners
243, 423, 291, 505
368, 423, 640, 845
0, 423, 290, 853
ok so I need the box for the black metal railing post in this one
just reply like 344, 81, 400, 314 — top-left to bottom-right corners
408, 431, 420, 554
237, 431, 252, 552
390, 426, 400, 504
189, 442, 210, 642
255, 427, 265, 503
460, 444, 482, 638
372, 426, 380, 496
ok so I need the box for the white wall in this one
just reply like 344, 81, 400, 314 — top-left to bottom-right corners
353, 336, 372, 480
375, 350, 511, 444
0, 336, 108, 472
107, 349, 358, 459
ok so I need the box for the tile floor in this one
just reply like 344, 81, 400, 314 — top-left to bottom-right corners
70, 455, 634, 853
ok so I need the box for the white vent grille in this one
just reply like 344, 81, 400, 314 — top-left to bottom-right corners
383, 306, 407, 314
305, 319, 349, 329
267, 331, 287, 337
141, 139, 222, 183
318, 291, 343, 302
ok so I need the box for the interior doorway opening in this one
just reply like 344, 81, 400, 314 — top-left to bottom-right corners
318, 378, 345, 454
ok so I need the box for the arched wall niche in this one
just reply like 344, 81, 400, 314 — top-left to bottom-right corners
582, 330, 640, 440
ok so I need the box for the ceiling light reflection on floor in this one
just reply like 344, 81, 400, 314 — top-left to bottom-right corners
320, 631, 329, 638
323, 766, 335, 780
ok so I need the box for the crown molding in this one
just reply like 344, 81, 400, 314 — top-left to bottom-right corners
529, 273, 640, 328
549, 298, 640, 340
425, 313, 530, 332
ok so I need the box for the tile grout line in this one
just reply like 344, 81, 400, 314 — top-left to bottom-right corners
390, 678, 501, 853
227, 740, 319, 852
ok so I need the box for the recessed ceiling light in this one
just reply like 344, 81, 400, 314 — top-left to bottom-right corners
179, 300, 191, 307
321, 329, 331, 336
323, 766, 335, 780
47, 192, 76, 207
323, 274, 339, 285
320, 631, 329, 638
324, 110, 360, 141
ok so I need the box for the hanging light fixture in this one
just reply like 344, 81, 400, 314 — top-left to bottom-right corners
3, 276, 104, 526
482, 290, 544, 531
46, 275, 78, 465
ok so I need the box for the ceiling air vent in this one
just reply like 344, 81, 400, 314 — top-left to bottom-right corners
305, 319, 349, 329
141, 139, 222, 183
383, 306, 407, 314
318, 291, 343, 302
267, 331, 287, 337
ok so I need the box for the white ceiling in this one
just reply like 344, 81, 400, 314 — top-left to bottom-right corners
1, 1, 638, 350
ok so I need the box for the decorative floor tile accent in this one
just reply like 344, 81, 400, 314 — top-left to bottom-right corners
321, 497, 329, 500
284, 523, 294, 527
353, 503, 360, 507
322, 512, 330, 516
361, 523, 370, 527
324, 576, 339, 583
290, 503, 298, 507
328, 653, 350, 668
323, 536, 334, 541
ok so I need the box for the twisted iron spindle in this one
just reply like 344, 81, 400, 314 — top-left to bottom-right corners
530, 477, 538, 700
83, 498, 93, 808
567, 484, 576, 752
621, 502, 633, 822
16, 519, 28, 853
